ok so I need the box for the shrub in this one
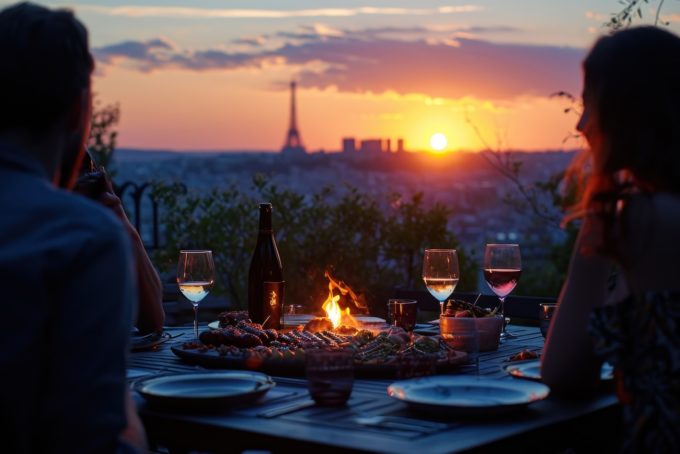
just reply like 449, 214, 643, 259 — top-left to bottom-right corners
152, 177, 476, 315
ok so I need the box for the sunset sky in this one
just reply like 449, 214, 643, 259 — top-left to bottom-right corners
7, 1, 680, 152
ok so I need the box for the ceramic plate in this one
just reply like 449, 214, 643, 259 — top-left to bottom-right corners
503, 360, 614, 382
387, 376, 549, 415
133, 371, 275, 411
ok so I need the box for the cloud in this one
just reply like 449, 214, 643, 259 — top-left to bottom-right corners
94, 32, 584, 99
585, 11, 607, 22
93, 38, 176, 69
79, 4, 482, 19
233, 36, 267, 46
661, 13, 680, 23
288, 38, 584, 99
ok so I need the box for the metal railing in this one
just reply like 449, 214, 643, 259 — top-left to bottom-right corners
115, 180, 186, 250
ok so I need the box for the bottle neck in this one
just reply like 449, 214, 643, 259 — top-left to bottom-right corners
258, 204, 273, 232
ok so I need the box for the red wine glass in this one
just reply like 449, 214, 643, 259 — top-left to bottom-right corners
483, 244, 521, 340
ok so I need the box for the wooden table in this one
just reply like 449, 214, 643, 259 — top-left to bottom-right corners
129, 325, 621, 453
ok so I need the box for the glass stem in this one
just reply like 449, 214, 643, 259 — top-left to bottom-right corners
439, 300, 445, 315
499, 297, 507, 334
193, 305, 199, 340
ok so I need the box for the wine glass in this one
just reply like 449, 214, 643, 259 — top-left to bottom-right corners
483, 244, 521, 340
422, 249, 459, 315
177, 250, 215, 340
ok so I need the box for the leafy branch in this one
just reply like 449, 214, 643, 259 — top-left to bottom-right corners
464, 110, 565, 226
88, 98, 121, 174
607, 0, 670, 30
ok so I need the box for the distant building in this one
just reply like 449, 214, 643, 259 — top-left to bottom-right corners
281, 81, 306, 156
360, 139, 382, 154
342, 136, 405, 153
342, 137, 356, 153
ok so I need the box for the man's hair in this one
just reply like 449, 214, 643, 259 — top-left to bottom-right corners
0, 2, 94, 133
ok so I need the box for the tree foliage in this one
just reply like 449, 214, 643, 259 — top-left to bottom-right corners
88, 99, 121, 173
152, 177, 476, 314
607, 0, 670, 30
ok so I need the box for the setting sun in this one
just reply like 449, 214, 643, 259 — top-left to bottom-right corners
429, 133, 448, 152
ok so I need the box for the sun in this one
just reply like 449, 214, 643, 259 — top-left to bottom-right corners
429, 133, 448, 152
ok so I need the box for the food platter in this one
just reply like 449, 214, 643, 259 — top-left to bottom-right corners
176, 312, 468, 378
387, 376, 550, 415
133, 371, 275, 411
172, 311, 467, 378
171, 344, 467, 378
208, 314, 387, 330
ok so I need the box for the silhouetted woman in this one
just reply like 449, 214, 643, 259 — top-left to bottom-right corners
542, 26, 680, 453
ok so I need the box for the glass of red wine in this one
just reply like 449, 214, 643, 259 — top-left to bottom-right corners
483, 244, 521, 340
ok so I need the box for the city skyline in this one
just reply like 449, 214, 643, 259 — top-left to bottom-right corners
8, 1, 680, 152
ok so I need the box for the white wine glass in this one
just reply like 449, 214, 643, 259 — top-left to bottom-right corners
422, 249, 459, 315
177, 250, 215, 340
483, 244, 521, 340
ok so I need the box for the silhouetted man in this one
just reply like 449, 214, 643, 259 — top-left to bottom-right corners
0, 3, 145, 452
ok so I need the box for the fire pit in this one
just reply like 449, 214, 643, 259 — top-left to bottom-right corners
298, 272, 386, 334
175, 272, 468, 378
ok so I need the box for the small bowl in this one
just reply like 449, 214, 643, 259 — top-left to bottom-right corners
474, 315, 503, 352
440, 315, 503, 352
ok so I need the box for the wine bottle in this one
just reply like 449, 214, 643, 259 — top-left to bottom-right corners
248, 203, 284, 329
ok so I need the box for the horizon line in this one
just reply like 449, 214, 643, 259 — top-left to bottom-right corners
115, 147, 579, 154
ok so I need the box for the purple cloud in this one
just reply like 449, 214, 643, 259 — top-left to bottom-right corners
292, 37, 583, 99
93, 38, 173, 67
93, 32, 584, 99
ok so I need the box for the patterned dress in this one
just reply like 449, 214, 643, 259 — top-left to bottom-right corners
590, 292, 680, 453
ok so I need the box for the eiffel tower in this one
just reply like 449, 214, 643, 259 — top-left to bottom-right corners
281, 81, 306, 156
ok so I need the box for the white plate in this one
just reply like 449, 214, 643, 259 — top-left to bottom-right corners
503, 360, 614, 382
133, 371, 275, 411
387, 376, 549, 415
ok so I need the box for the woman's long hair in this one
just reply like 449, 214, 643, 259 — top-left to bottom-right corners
566, 26, 680, 255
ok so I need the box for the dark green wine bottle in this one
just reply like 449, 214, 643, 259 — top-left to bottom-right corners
248, 203, 284, 329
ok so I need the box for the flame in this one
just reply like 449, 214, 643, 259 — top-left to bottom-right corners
321, 272, 362, 329
342, 307, 357, 328
324, 271, 369, 313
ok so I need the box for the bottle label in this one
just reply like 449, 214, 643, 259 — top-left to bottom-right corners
262, 281, 284, 329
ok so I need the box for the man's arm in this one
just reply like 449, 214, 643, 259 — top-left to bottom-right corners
98, 188, 165, 334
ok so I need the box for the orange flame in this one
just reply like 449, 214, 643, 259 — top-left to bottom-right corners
322, 293, 342, 329
321, 272, 362, 329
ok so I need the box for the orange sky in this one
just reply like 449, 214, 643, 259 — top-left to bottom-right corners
35, 0, 677, 152
95, 66, 581, 152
